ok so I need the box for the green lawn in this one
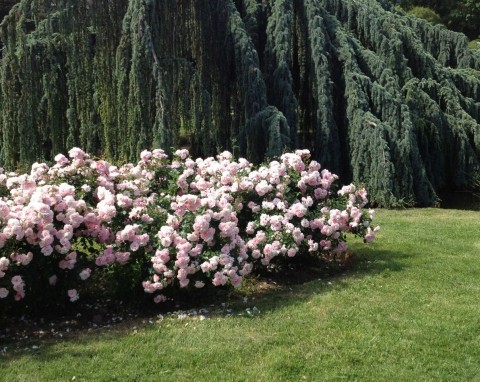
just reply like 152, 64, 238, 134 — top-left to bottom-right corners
2, 209, 480, 381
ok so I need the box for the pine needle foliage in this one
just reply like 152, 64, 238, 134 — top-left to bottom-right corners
0, 0, 479, 206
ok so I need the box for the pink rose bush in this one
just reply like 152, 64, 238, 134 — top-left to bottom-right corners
0, 148, 379, 311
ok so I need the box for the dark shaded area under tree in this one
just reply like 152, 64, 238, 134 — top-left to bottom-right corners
0, 0, 479, 207
0, 1, 17, 22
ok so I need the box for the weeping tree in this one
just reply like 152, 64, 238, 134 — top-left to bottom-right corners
0, 0, 479, 206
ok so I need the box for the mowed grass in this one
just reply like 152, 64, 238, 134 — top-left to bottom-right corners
1, 208, 480, 381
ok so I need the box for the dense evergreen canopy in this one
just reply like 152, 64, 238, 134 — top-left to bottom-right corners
0, 0, 479, 206
399, 0, 480, 40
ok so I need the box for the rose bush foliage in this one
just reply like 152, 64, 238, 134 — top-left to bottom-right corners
0, 148, 379, 310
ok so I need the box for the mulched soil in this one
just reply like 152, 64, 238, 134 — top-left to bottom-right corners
0, 254, 353, 353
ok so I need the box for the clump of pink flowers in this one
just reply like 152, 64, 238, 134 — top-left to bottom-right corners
0, 147, 379, 309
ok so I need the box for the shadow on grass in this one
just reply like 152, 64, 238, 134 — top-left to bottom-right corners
236, 246, 412, 305
0, 245, 413, 361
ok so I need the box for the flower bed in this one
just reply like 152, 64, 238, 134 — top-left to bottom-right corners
0, 148, 379, 311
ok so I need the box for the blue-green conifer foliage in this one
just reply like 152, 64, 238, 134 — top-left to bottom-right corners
0, 0, 479, 206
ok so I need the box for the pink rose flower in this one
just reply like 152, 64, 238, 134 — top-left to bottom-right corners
68, 289, 79, 302
0, 288, 9, 298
